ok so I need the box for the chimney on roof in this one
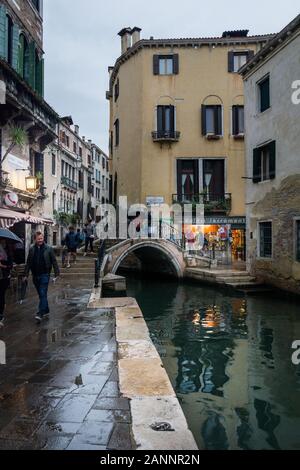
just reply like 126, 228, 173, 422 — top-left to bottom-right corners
74, 125, 79, 135
222, 29, 249, 38
82, 136, 85, 142
131, 26, 141, 45
118, 27, 132, 54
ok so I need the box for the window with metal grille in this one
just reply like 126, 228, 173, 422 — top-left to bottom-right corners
258, 76, 270, 113
296, 220, 300, 262
259, 222, 272, 258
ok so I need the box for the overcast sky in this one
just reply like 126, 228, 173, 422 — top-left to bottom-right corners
44, 0, 299, 152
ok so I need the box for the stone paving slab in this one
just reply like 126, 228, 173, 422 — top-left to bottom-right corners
0, 276, 135, 450
119, 358, 175, 398
115, 302, 198, 450
131, 397, 198, 450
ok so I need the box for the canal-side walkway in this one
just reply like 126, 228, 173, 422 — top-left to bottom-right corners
0, 276, 134, 450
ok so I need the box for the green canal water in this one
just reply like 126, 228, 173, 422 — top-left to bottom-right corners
125, 276, 300, 450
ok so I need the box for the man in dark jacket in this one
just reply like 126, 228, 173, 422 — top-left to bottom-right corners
25, 232, 60, 323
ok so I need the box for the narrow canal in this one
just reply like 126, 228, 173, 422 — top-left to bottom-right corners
125, 275, 300, 450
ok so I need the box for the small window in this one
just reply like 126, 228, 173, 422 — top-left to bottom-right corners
259, 222, 272, 258
153, 54, 179, 75
79, 147, 82, 158
114, 78, 119, 102
228, 51, 254, 73
156, 105, 175, 138
258, 76, 270, 113
202, 105, 222, 136
253, 141, 276, 183
114, 119, 119, 146
296, 221, 300, 262
51, 153, 56, 176
66, 135, 69, 148
232, 105, 244, 135
73, 142, 77, 154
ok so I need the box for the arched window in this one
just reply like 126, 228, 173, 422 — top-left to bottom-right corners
6, 15, 13, 66
19, 34, 29, 82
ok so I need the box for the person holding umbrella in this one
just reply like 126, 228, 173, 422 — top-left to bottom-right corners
0, 229, 20, 328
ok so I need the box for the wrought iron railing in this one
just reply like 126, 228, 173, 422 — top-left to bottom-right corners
152, 131, 180, 141
61, 176, 78, 191
172, 193, 232, 213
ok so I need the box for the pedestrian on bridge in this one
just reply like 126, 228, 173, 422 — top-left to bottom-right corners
65, 226, 80, 268
24, 232, 60, 323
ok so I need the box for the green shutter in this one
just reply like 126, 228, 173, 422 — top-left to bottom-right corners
28, 41, 36, 89
0, 5, 8, 60
201, 105, 207, 135
269, 140, 276, 179
12, 24, 19, 71
215, 105, 222, 135
228, 51, 234, 72
18, 34, 24, 77
153, 55, 159, 75
40, 57, 44, 96
260, 77, 270, 112
35, 57, 43, 95
253, 148, 261, 183
173, 54, 179, 74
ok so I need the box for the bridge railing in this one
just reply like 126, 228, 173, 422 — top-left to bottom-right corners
94, 240, 107, 289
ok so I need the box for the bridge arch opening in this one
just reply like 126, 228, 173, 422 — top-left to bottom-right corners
112, 242, 183, 279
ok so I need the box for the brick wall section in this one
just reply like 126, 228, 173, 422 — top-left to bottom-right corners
2, 0, 43, 50
249, 175, 300, 295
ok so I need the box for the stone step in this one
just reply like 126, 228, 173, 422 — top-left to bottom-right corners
60, 268, 94, 273
226, 281, 263, 288
218, 276, 256, 284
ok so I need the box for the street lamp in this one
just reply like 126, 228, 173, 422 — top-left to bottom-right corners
205, 172, 212, 202
25, 175, 38, 192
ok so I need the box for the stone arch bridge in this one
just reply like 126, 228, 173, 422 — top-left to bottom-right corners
103, 238, 187, 279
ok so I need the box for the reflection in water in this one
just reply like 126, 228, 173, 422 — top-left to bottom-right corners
126, 276, 300, 450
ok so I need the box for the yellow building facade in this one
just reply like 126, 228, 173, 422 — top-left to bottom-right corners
107, 28, 274, 263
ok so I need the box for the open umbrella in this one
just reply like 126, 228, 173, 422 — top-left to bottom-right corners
0, 228, 23, 244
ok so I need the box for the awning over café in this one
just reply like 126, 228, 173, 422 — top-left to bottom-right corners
0, 208, 54, 229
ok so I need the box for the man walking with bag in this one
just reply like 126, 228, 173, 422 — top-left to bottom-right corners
24, 232, 60, 323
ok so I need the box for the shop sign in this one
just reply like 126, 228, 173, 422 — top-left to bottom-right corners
146, 196, 165, 206
4, 192, 19, 208
204, 216, 246, 225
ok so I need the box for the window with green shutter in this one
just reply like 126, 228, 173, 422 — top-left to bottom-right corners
259, 76, 270, 112
0, 5, 8, 60
35, 51, 44, 95
19, 34, 30, 82
12, 24, 19, 71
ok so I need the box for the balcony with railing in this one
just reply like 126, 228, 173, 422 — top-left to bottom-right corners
172, 193, 232, 215
152, 130, 180, 143
61, 176, 78, 191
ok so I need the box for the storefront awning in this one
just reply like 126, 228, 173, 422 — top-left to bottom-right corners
0, 208, 54, 229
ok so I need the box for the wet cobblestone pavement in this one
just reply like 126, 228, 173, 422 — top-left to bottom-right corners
0, 275, 134, 450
